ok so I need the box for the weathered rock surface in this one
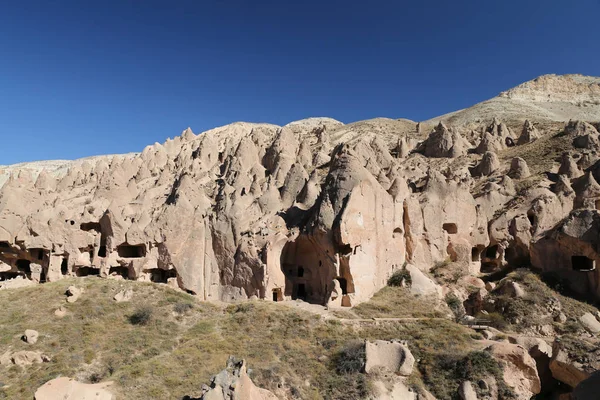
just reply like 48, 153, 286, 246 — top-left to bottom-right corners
34, 377, 115, 400
113, 288, 133, 302
365, 340, 415, 376
0, 73, 599, 310
198, 357, 278, 400
489, 342, 541, 399
22, 329, 39, 344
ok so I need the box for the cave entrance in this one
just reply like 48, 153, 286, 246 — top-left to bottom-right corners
471, 247, 482, 262
61, 257, 69, 275
16, 259, 31, 278
117, 244, 146, 258
76, 267, 100, 277
148, 268, 177, 283
571, 256, 596, 272
272, 288, 282, 302
109, 266, 130, 279
442, 223, 458, 234
485, 245, 498, 259
280, 234, 335, 305
295, 283, 307, 301
335, 277, 348, 295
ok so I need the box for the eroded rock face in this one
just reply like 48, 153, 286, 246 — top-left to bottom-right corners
489, 342, 541, 400
0, 75, 599, 307
199, 357, 278, 400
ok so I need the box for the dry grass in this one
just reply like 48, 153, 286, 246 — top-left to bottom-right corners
353, 286, 446, 319
0, 278, 484, 400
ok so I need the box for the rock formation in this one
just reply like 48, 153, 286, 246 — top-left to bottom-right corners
0, 74, 599, 309
198, 357, 278, 400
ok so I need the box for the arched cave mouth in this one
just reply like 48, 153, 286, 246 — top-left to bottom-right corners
280, 235, 336, 305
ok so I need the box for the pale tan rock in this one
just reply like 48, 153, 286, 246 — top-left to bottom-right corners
365, 340, 414, 376
10, 350, 50, 366
508, 157, 531, 179
199, 357, 278, 400
371, 379, 416, 400
66, 286, 84, 303
54, 306, 67, 317
517, 120, 540, 144
558, 152, 582, 178
489, 342, 541, 399
458, 381, 477, 400
472, 151, 500, 177
579, 312, 600, 334
34, 377, 115, 400
23, 329, 39, 344
113, 288, 133, 302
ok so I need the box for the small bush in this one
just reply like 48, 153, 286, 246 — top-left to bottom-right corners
445, 293, 464, 322
334, 340, 366, 374
226, 303, 255, 314
173, 302, 194, 314
129, 306, 153, 325
388, 267, 411, 287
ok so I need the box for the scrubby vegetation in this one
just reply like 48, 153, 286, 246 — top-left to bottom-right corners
353, 286, 445, 318
486, 269, 598, 332
0, 277, 480, 400
387, 266, 411, 287
421, 350, 514, 399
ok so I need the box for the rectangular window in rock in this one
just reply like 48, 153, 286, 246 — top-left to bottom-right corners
571, 255, 596, 272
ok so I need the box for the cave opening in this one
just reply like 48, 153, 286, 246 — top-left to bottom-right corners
571, 256, 596, 272
61, 257, 69, 275
109, 266, 130, 279
0, 241, 9, 249
16, 259, 31, 277
117, 244, 146, 258
335, 277, 348, 295
80, 222, 101, 232
76, 267, 100, 277
272, 288, 282, 302
471, 247, 482, 262
485, 245, 498, 259
280, 235, 336, 305
442, 223, 458, 234
148, 268, 177, 283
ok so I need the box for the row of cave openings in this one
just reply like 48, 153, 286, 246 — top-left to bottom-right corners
470, 243, 596, 273
0, 239, 177, 284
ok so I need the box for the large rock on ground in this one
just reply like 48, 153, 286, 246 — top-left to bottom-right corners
365, 340, 414, 376
489, 342, 541, 399
199, 357, 278, 400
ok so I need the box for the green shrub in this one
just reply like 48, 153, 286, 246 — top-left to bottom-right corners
173, 302, 194, 314
388, 267, 411, 287
334, 340, 365, 374
129, 306, 153, 325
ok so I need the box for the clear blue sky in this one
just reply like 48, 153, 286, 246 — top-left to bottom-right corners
1, 0, 599, 164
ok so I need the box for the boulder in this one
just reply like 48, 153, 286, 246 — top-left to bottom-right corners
113, 288, 133, 302
458, 381, 477, 400
489, 342, 541, 399
66, 286, 84, 303
34, 377, 115, 400
22, 329, 39, 344
579, 312, 600, 334
365, 340, 414, 376
198, 357, 278, 400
